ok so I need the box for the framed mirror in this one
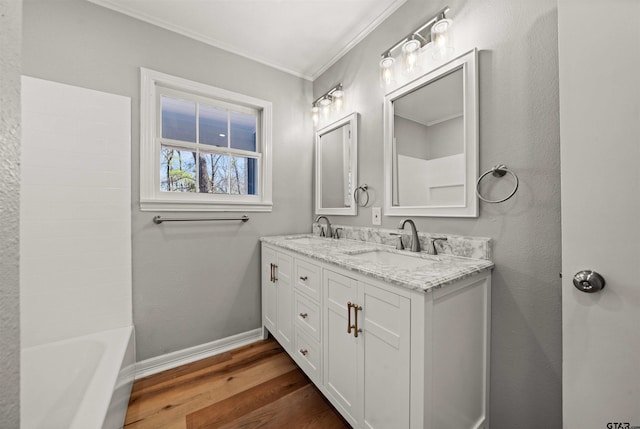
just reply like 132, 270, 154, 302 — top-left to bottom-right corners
315, 112, 358, 215
383, 49, 478, 217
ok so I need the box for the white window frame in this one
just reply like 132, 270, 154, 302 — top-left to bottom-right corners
140, 68, 273, 212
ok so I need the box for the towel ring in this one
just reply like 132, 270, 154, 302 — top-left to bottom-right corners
476, 164, 519, 203
353, 184, 370, 207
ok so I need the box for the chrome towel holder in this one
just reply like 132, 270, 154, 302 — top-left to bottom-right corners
353, 184, 370, 207
153, 215, 249, 224
476, 164, 519, 203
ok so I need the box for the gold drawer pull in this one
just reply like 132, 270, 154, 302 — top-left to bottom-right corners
299, 348, 308, 356
299, 276, 308, 281
299, 312, 308, 319
347, 302, 363, 338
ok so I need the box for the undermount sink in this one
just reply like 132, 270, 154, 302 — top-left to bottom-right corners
349, 250, 439, 269
286, 236, 328, 245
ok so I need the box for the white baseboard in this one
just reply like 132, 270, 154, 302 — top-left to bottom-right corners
134, 328, 264, 379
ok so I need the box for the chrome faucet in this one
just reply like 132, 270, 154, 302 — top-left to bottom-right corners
398, 218, 420, 252
315, 215, 332, 238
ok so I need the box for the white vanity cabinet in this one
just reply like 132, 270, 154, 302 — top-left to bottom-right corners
324, 268, 411, 428
261, 241, 491, 429
261, 245, 293, 352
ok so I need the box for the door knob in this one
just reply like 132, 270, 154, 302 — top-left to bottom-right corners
573, 270, 605, 293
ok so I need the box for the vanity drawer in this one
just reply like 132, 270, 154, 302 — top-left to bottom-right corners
294, 291, 321, 342
293, 330, 321, 383
294, 259, 321, 301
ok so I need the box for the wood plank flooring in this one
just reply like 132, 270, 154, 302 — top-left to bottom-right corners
124, 337, 350, 429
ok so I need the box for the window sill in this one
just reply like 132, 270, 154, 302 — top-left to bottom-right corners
140, 200, 273, 212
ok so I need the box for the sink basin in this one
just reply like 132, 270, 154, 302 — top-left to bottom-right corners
349, 250, 438, 269
286, 237, 327, 245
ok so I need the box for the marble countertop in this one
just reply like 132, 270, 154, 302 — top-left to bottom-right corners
261, 234, 494, 293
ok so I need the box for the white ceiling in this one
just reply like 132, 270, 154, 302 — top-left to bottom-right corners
87, 0, 407, 81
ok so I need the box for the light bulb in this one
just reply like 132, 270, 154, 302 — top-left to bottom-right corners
332, 89, 344, 113
311, 105, 319, 126
379, 56, 395, 87
431, 18, 453, 60
402, 38, 422, 73
322, 103, 330, 119
334, 98, 343, 113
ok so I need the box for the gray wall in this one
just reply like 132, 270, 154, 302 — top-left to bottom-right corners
0, 0, 21, 425
23, 0, 313, 361
395, 116, 430, 158
313, 0, 562, 428
426, 116, 463, 159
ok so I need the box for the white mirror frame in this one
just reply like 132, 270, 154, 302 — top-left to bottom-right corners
383, 48, 478, 217
315, 112, 358, 216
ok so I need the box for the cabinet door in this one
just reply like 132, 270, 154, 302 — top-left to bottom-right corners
262, 246, 277, 334
275, 252, 293, 351
360, 281, 411, 429
323, 269, 360, 427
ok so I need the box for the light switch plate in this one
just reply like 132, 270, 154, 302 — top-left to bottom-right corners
372, 207, 381, 225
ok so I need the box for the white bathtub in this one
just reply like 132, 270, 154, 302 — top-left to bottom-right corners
21, 326, 135, 429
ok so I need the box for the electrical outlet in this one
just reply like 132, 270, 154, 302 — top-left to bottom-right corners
372, 207, 381, 225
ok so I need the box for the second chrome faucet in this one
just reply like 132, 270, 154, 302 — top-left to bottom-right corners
315, 215, 332, 238
398, 218, 420, 252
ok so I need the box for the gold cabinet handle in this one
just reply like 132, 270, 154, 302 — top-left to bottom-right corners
272, 264, 278, 282
299, 312, 308, 319
269, 263, 274, 282
353, 304, 363, 338
299, 348, 308, 356
347, 302, 363, 338
299, 276, 308, 281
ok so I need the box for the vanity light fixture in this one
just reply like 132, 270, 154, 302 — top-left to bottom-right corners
319, 96, 332, 119
379, 53, 396, 87
332, 88, 344, 113
319, 97, 332, 107
431, 15, 453, 59
311, 83, 344, 126
401, 34, 424, 73
379, 6, 452, 87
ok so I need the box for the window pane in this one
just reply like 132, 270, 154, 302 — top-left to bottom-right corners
202, 154, 229, 194
230, 111, 257, 152
200, 104, 228, 147
160, 147, 196, 192
229, 156, 257, 195
162, 96, 196, 142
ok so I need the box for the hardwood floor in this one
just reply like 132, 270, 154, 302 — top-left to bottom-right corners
124, 337, 350, 429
